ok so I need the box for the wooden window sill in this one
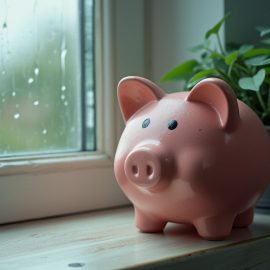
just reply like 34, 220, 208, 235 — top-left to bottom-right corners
1, 207, 270, 270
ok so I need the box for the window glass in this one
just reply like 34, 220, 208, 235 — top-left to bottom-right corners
0, 0, 95, 156
83, 0, 95, 151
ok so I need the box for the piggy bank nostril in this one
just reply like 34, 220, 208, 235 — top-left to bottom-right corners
132, 165, 139, 175
146, 164, 153, 176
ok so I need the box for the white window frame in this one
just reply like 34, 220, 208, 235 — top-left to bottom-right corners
0, 0, 146, 224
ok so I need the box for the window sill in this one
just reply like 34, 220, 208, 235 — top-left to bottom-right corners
1, 207, 270, 270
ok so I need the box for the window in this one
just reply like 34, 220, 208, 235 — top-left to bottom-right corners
0, 0, 146, 224
0, 0, 94, 156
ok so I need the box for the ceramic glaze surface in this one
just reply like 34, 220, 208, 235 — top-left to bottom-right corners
114, 76, 270, 240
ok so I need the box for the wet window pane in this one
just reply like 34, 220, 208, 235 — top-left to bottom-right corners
0, 0, 95, 156
84, 0, 95, 151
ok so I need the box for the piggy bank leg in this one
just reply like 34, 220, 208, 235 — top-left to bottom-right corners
233, 207, 254, 228
134, 208, 167, 233
194, 214, 235, 240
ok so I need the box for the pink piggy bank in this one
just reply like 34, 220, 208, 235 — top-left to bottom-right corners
114, 76, 270, 240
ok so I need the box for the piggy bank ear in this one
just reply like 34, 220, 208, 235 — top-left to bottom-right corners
186, 78, 240, 131
117, 76, 165, 122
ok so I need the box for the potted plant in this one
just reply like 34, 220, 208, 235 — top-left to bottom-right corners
161, 13, 270, 211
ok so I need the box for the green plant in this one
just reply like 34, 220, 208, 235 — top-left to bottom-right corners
161, 13, 270, 125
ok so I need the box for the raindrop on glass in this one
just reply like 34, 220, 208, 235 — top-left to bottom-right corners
87, 92, 94, 106
12, 92, 16, 97
28, 78, 34, 84
42, 129, 47, 135
61, 49, 67, 71
64, 101, 68, 106
33, 100, 39, 106
61, 94, 65, 100
61, 85, 66, 91
14, 113, 20, 119
2, 22, 7, 28
34, 68, 39, 75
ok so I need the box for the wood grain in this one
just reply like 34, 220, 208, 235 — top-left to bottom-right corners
0, 207, 270, 270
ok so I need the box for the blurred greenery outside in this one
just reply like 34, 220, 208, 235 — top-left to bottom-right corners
0, 0, 95, 156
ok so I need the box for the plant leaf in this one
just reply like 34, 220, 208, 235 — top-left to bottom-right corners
225, 51, 238, 65
209, 51, 224, 59
238, 44, 254, 55
212, 57, 227, 72
189, 39, 211, 53
243, 48, 270, 58
238, 69, 266, 91
261, 38, 270, 45
205, 12, 230, 39
187, 69, 219, 88
244, 55, 268, 66
248, 58, 270, 66
256, 26, 270, 37
189, 44, 205, 53
160, 60, 198, 82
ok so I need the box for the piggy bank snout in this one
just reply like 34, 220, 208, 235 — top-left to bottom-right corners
124, 148, 166, 188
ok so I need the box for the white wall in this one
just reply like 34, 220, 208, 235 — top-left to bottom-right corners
147, 0, 224, 90
115, 0, 146, 80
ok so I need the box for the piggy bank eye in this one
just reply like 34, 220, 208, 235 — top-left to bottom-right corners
168, 120, 178, 130
142, 118, 150, 128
